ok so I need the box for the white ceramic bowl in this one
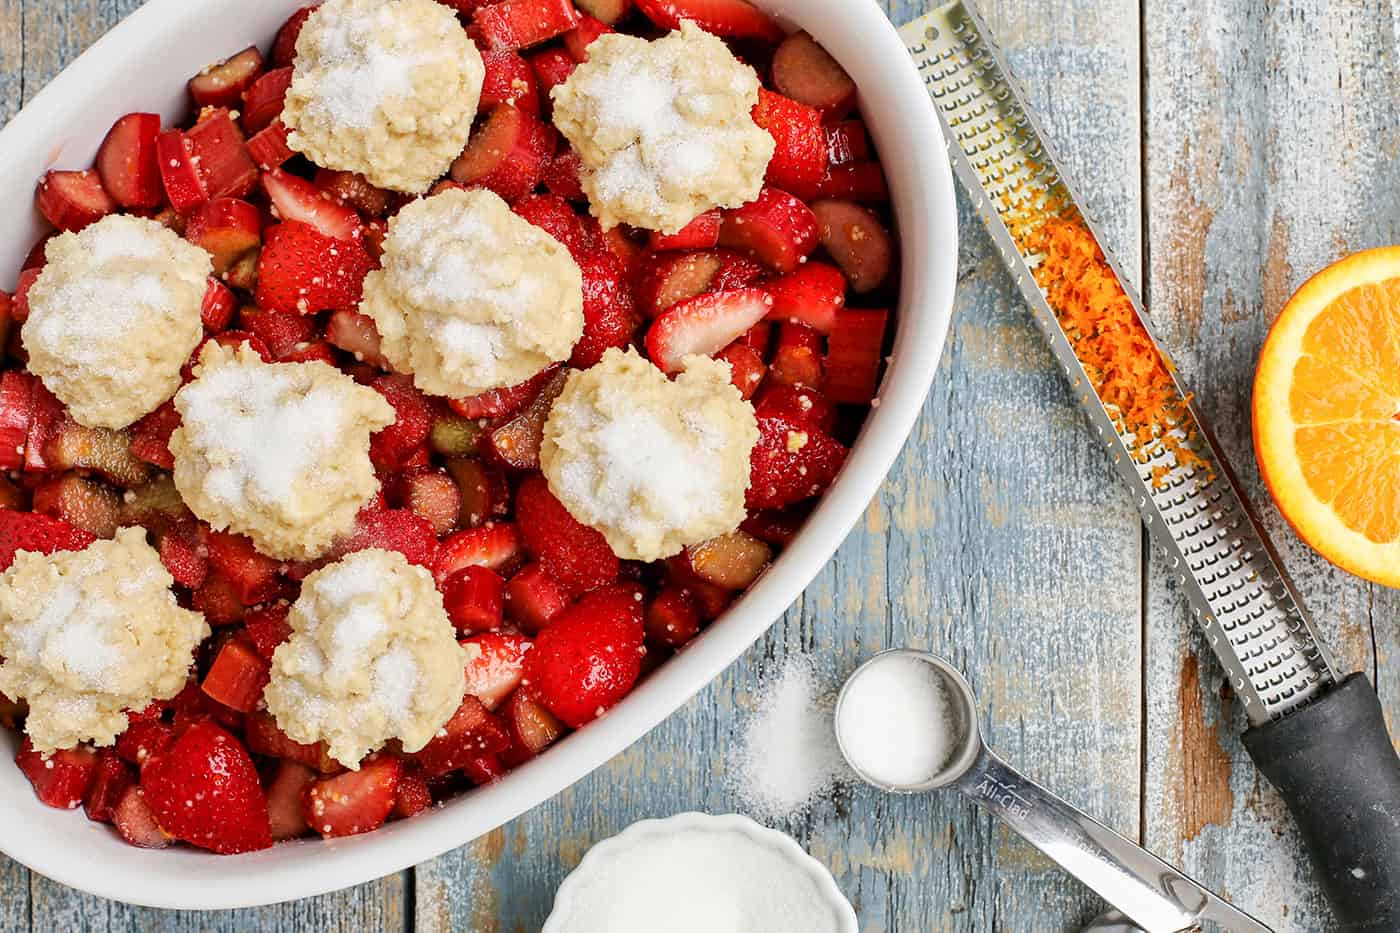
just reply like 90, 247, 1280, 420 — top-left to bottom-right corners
0, 0, 957, 909
541, 812, 858, 932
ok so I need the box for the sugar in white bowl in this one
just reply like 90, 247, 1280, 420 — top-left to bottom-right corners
836, 653, 960, 788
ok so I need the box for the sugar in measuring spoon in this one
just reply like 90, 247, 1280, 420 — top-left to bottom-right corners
834, 650, 1272, 933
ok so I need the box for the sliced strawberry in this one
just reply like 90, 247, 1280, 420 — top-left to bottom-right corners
323, 507, 439, 570
22, 381, 63, 472
84, 749, 136, 823
485, 368, 570, 470
523, 585, 644, 728
772, 32, 857, 119
207, 530, 283, 605
516, 474, 619, 596
201, 636, 272, 713
753, 88, 827, 197
754, 383, 836, 433
542, 147, 585, 201
304, 755, 402, 838
156, 129, 209, 213
504, 562, 570, 633
473, 0, 582, 51
765, 261, 847, 334
408, 695, 511, 777
244, 712, 337, 773
747, 414, 848, 509
443, 565, 506, 634
434, 523, 523, 582
116, 718, 176, 767
563, 14, 613, 62
314, 169, 391, 217
462, 631, 532, 709
187, 108, 258, 200
811, 199, 894, 293
823, 308, 888, 404
715, 342, 765, 399
241, 66, 293, 135
255, 221, 373, 314
247, 118, 295, 171
141, 720, 272, 853
646, 287, 773, 373
479, 48, 540, 116
601, 223, 645, 275
244, 603, 293, 660
95, 113, 163, 209
712, 249, 769, 290
648, 210, 720, 252
636, 250, 723, 318
325, 308, 390, 368
463, 753, 506, 784
156, 522, 209, 589
740, 505, 810, 547
263, 168, 362, 241
241, 307, 318, 360
16, 740, 98, 809
768, 320, 823, 388
576, 0, 632, 24
369, 374, 433, 471
393, 769, 433, 819
450, 105, 553, 203
0, 370, 36, 471
644, 584, 701, 650
503, 689, 566, 756
572, 249, 637, 367
634, 0, 783, 42
201, 276, 237, 332
527, 47, 578, 102
113, 786, 174, 848
12, 267, 41, 321
193, 571, 246, 625
35, 170, 116, 232
513, 194, 597, 261
32, 473, 121, 539
813, 162, 889, 202
718, 187, 820, 273
189, 46, 265, 109
266, 761, 315, 840
185, 197, 262, 275
272, 7, 316, 67
0, 510, 95, 570
824, 121, 870, 166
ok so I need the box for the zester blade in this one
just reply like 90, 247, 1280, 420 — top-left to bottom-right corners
898, 0, 1338, 724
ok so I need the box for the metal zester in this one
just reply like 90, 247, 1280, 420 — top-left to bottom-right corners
897, 3, 1400, 929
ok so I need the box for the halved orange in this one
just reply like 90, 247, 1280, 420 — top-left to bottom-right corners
1254, 246, 1400, 587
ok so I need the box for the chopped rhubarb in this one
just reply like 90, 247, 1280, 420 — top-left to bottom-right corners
113, 786, 174, 848
325, 309, 390, 368
266, 761, 315, 840
247, 118, 295, 171
503, 690, 566, 756
186, 108, 258, 200
823, 308, 888, 404
23, 381, 63, 472
241, 66, 293, 135
633, 0, 783, 43
156, 130, 209, 213
814, 162, 889, 202
408, 695, 511, 777
450, 105, 553, 203
504, 562, 570, 633
394, 468, 462, 535
715, 342, 766, 399
768, 321, 824, 388
473, 0, 582, 52
17, 740, 98, 809
446, 458, 510, 526
684, 530, 772, 590
771, 32, 858, 119
36, 170, 117, 232
43, 417, 152, 487
185, 197, 262, 275
811, 199, 895, 293
563, 14, 614, 62
96, 113, 163, 209
272, 7, 316, 68
84, 750, 136, 823
479, 48, 540, 115
245, 712, 337, 773
644, 584, 701, 650
201, 276, 237, 332
0, 371, 36, 470
32, 473, 122, 539
201, 637, 272, 713
648, 210, 721, 252
443, 565, 507, 634
244, 603, 293, 660
189, 46, 265, 109
485, 367, 570, 469
825, 121, 871, 166
636, 250, 724, 318
315, 169, 392, 217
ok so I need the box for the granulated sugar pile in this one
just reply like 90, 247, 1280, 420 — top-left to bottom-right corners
729, 657, 853, 819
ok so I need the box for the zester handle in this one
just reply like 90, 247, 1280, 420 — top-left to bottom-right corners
1242, 674, 1400, 930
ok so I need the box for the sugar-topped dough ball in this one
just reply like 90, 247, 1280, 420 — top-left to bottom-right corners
282, 0, 485, 194
541, 347, 759, 562
0, 528, 210, 753
359, 187, 584, 397
22, 214, 210, 429
169, 342, 395, 561
264, 548, 467, 769
550, 21, 775, 234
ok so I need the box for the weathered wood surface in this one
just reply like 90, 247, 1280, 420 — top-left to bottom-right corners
0, 0, 1392, 930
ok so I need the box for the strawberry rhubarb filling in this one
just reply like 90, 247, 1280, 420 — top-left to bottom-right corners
0, 0, 900, 854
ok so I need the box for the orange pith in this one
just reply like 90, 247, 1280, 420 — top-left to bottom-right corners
1253, 246, 1400, 587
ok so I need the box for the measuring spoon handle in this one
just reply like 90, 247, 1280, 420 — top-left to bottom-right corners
953, 747, 1271, 933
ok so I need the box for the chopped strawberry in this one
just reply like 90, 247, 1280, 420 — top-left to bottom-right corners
272, 7, 316, 67
634, 0, 782, 41
35, 170, 116, 232
16, 740, 98, 809
22, 382, 63, 472
485, 368, 570, 470
601, 223, 645, 275
450, 105, 553, 203
240, 307, 318, 360
0, 370, 36, 470
263, 168, 363, 241
247, 118, 295, 171
754, 383, 836, 433
715, 342, 765, 399
369, 374, 433, 471
155, 129, 208, 213
718, 187, 821, 274
95, 113, 163, 209
393, 769, 433, 819
12, 267, 41, 321
572, 249, 637, 367
207, 530, 283, 605
479, 48, 540, 115
245, 712, 336, 773
644, 584, 701, 650
765, 262, 847, 334
84, 750, 136, 823
154, 520, 209, 589
473, 0, 582, 51
462, 631, 532, 709
772, 32, 858, 119
325, 308, 390, 368
504, 563, 570, 633
266, 761, 315, 840
255, 221, 373, 314
201, 636, 271, 713
813, 162, 889, 202
503, 689, 566, 756
0, 510, 95, 570
526, 47, 578, 101
752, 89, 828, 197
442, 565, 506, 634
303, 755, 402, 838
193, 571, 246, 625
516, 474, 619, 596
434, 523, 523, 582
241, 66, 293, 135
244, 603, 293, 660
201, 276, 237, 332
711, 249, 769, 291
186, 108, 259, 200
648, 210, 720, 252
811, 199, 895, 293
740, 505, 809, 546
576, 0, 632, 24
823, 308, 888, 404
541, 148, 585, 201
462, 753, 506, 784
768, 320, 823, 388
747, 414, 848, 509
513, 194, 597, 261
523, 585, 644, 728
189, 46, 265, 109
408, 695, 511, 777
140, 720, 272, 853
113, 786, 174, 848
185, 197, 262, 275
563, 14, 613, 62
646, 287, 773, 373
824, 121, 870, 166
325, 507, 439, 570
314, 169, 391, 217
116, 718, 176, 767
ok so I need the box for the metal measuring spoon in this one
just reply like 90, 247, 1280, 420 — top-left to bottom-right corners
833, 650, 1272, 933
